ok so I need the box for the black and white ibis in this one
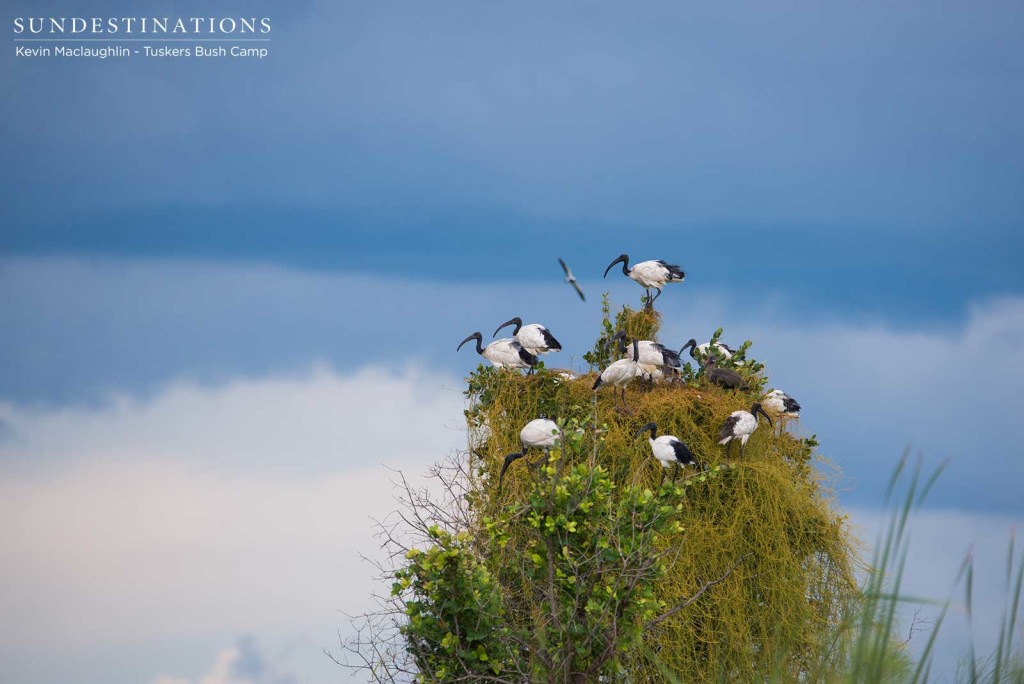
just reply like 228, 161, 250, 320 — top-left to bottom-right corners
458, 332, 537, 370
718, 403, 773, 457
594, 339, 640, 412
493, 317, 562, 356
498, 418, 562, 489
603, 254, 685, 306
635, 422, 698, 484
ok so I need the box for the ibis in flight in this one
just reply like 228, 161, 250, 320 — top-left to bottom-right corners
635, 422, 698, 485
603, 254, 685, 307
594, 339, 640, 412
718, 403, 773, 457
558, 258, 586, 302
457, 332, 537, 370
492, 317, 562, 356
498, 418, 562, 489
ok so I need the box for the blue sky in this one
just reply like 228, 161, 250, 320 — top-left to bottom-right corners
2, 1, 1023, 682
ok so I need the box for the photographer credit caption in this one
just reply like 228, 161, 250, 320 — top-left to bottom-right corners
12, 16, 271, 60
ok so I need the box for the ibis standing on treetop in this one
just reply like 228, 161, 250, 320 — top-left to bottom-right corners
603, 254, 685, 307
594, 339, 640, 412
763, 389, 801, 430
493, 317, 562, 356
635, 422, 698, 485
701, 354, 747, 391
498, 418, 562, 489
610, 330, 680, 383
680, 338, 742, 365
718, 403, 773, 457
457, 332, 537, 370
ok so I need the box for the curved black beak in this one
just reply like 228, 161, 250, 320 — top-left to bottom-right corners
634, 422, 657, 439
754, 404, 773, 427
497, 452, 525, 490
457, 332, 481, 352
603, 254, 628, 278
493, 317, 522, 338
680, 339, 697, 358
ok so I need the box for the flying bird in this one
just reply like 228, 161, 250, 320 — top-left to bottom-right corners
603, 254, 685, 307
635, 422, 698, 485
558, 258, 586, 302
718, 403, 773, 457
498, 418, 562, 489
593, 339, 640, 412
457, 332, 537, 370
492, 317, 562, 356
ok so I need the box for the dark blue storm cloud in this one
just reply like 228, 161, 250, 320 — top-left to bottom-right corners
2, 0, 1022, 322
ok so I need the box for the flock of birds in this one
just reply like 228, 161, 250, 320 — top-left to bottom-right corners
457, 254, 802, 489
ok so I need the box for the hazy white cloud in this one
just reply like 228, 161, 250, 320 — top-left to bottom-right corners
0, 363, 467, 476
0, 365, 464, 683
152, 636, 296, 684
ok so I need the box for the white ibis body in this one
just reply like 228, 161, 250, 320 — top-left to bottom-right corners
558, 258, 586, 302
493, 317, 562, 356
594, 339, 640, 411
604, 254, 685, 306
612, 331, 681, 370
635, 422, 698, 484
718, 403, 773, 457
498, 418, 561, 489
763, 390, 801, 418
680, 339, 742, 365
457, 332, 537, 370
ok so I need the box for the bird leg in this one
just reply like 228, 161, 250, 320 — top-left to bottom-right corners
671, 466, 680, 484
658, 469, 667, 487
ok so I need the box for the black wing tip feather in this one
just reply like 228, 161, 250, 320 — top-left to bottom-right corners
670, 439, 697, 466
719, 415, 739, 441
541, 329, 563, 351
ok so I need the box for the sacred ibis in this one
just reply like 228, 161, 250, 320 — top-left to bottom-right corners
457, 332, 537, 370
493, 317, 562, 356
498, 418, 561, 489
680, 338, 741, 365
603, 254, 685, 306
702, 355, 747, 391
611, 331, 681, 370
763, 389, 801, 431
635, 422, 698, 485
593, 339, 640, 412
558, 258, 586, 302
718, 403, 773, 457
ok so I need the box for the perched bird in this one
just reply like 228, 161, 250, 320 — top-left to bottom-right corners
603, 254, 685, 307
493, 317, 562, 356
611, 331, 681, 370
718, 403, 773, 457
680, 338, 742, 365
498, 418, 562, 489
558, 257, 586, 302
594, 339, 640, 412
635, 422, 698, 484
763, 389, 801, 432
457, 332, 537, 370
702, 355, 747, 391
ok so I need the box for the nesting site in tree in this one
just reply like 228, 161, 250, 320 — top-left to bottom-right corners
348, 298, 860, 682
